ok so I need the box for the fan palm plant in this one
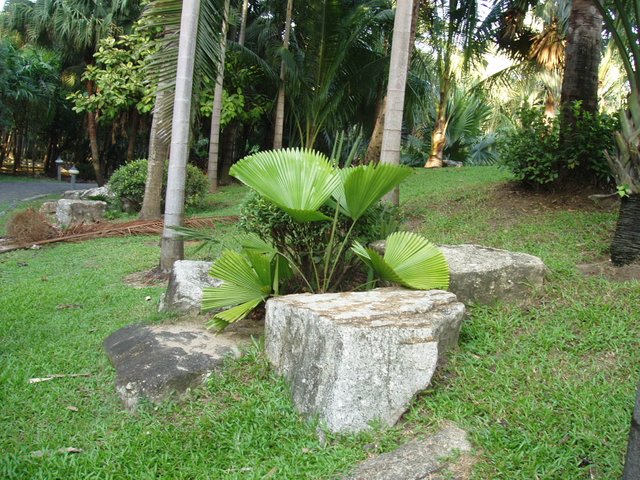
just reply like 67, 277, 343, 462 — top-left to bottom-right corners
203, 147, 449, 329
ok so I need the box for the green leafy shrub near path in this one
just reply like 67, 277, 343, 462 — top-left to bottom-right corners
500, 105, 619, 187
108, 159, 208, 212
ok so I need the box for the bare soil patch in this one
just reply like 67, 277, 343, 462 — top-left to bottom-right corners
576, 261, 640, 283
487, 182, 619, 215
123, 269, 168, 288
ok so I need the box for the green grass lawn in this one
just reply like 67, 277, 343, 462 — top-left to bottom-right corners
1, 166, 638, 479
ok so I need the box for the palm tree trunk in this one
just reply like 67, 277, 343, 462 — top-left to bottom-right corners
139, 87, 170, 220
273, 0, 293, 150
560, 0, 602, 139
425, 88, 448, 168
380, 0, 414, 205
86, 80, 105, 186
207, 0, 230, 193
160, 0, 200, 273
366, 0, 420, 166
611, 194, 640, 266
364, 95, 386, 165
238, 0, 249, 46
622, 381, 640, 480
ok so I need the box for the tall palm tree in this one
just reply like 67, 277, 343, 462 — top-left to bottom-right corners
593, 0, 640, 268
379, 0, 414, 205
423, 0, 484, 168
559, 0, 603, 145
206, 0, 230, 193
272, 0, 292, 149
160, 0, 201, 272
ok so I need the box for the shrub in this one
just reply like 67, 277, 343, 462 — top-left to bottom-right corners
7, 208, 57, 243
238, 192, 401, 291
499, 105, 619, 188
108, 159, 208, 211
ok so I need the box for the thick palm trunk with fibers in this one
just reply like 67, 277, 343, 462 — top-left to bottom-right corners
611, 194, 640, 266
622, 381, 640, 480
560, 0, 602, 142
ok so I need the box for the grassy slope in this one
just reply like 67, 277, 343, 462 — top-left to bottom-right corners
1, 167, 638, 479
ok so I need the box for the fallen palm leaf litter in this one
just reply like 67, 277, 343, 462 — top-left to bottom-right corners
1, 216, 237, 253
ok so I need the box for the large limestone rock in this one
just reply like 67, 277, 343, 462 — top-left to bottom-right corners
370, 242, 547, 305
56, 199, 107, 227
159, 260, 221, 314
104, 320, 260, 410
265, 288, 465, 433
343, 423, 474, 480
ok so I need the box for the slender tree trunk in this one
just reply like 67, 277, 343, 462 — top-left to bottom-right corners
13, 128, 23, 174
623, 381, 640, 480
86, 80, 105, 186
273, 0, 293, 150
611, 194, 640, 266
425, 88, 448, 168
380, 0, 414, 205
220, 120, 239, 184
207, 0, 230, 193
0, 129, 9, 169
560, 0, 602, 138
239, 0, 249, 46
126, 109, 140, 162
364, 96, 386, 164
139, 88, 170, 220
160, 0, 200, 272
366, 0, 420, 166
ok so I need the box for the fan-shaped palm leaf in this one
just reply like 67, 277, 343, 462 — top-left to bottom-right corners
333, 163, 412, 220
202, 249, 273, 329
229, 148, 340, 222
352, 231, 449, 290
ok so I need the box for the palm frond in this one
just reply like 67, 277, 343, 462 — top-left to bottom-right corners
229, 148, 340, 222
334, 163, 412, 221
352, 232, 449, 290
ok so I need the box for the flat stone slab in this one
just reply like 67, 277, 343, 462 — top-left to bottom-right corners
56, 199, 107, 227
343, 423, 474, 480
265, 288, 465, 432
371, 242, 547, 305
159, 260, 221, 314
103, 320, 260, 410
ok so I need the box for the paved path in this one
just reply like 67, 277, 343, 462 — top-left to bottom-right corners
0, 179, 98, 215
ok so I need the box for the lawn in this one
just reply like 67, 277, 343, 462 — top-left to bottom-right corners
1, 166, 637, 479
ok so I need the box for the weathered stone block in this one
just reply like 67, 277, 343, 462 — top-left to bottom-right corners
343, 423, 473, 480
56, 199, 107, 227
39, 201, 58, 216
370, 242, 547, 305
104, 321, 258, 410
159, 260, 222, 314
265, 288, 465, 432
62, 185, 113, 200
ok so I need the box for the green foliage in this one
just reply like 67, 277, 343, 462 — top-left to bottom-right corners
352, 231, 450, 290
67, 32, 156, 121
108, 159, 208, 211
499, 105, 619, 187
208, 148, 441, 328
